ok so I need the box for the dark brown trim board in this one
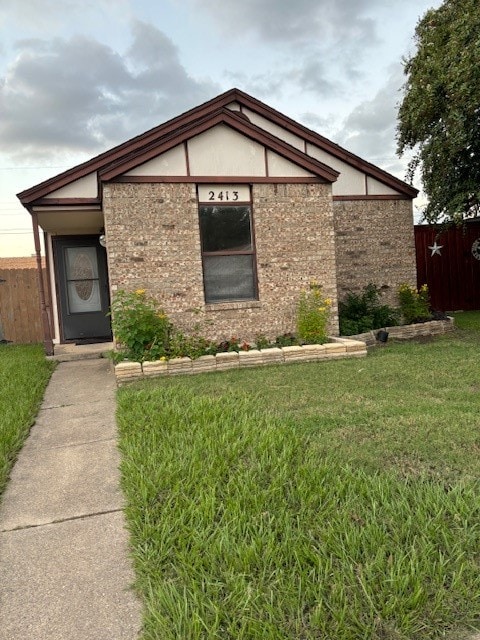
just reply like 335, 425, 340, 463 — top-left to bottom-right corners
31, 212, 54, 355
34, 198, 101, 207
110, 176, 325, 184
333, 195, 411, 201
17, 88, 417, 205
99, 109, 338, 183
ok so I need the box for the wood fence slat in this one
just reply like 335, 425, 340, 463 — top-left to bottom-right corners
415, 223, 480, 311
0, 268, 47, 343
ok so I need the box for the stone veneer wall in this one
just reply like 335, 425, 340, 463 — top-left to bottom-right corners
334, 199, 417, 307
103, 182, 339, 342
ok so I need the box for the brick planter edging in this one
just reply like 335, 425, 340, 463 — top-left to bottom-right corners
114, 338, 367, 385
344, 317, 455, 347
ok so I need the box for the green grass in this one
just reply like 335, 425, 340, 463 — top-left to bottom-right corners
0, 344, 54, 498
117, 318, 480, 639
451, 311, 480, 331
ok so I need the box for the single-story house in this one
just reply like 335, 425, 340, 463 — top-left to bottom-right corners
17, 88, 418, 355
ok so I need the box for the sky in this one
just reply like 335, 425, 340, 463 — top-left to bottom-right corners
0, 0, 441, 257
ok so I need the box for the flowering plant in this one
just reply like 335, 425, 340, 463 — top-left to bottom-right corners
216, 336, 252, 352
110, 289, 171, 362
296, 282, 332, 344
397, 283, 430, 324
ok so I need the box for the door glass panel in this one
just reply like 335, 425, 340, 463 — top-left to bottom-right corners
66, 247, 99, 279
74, 279, 94, 301
67, 281, 101, 313
65, 247, 101, 313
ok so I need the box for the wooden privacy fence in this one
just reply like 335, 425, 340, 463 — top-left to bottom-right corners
415, 222, 480, 311
0, 268, 46, 344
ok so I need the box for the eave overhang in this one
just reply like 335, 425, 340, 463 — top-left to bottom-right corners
17, 87, 417, 206
99, 108, 339, 183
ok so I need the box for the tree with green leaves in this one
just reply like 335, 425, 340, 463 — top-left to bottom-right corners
397, 0, 480, 224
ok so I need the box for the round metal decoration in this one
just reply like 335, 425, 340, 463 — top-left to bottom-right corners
471, 238, 480, 260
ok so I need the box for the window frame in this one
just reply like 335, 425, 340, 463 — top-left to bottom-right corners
197, 186, 259, 304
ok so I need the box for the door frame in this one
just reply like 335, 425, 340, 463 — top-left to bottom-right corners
52, 235, 112, 343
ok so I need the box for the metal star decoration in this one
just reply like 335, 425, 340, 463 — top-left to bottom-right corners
428, 241, 443, 256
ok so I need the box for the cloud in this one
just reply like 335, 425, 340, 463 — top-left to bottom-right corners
0, 21, 219, 161
293, 58, 337, 95
336, 64, 406, 175
0, 0, 129, 31
224, 56, 338, 102
299, 112, 335, 132
196, 0, 382, 100
194, 0, 380, 48
223, 70, 285, 99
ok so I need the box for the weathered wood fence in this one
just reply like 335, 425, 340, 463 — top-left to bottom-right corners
0, 268, 46, 344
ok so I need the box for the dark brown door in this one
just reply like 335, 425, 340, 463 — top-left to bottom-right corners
54, 236, 112, 341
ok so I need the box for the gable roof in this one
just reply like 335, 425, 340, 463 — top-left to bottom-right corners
99, 107, 339, 182
17, 88, 417, 205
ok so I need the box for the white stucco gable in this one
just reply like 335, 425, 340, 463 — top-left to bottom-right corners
121, 124, 317, 179
46, 172, 98, 199
125, 145, 187, 176
225, 103, 407, 197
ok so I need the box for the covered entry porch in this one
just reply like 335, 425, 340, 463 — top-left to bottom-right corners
29, 205, 112, 354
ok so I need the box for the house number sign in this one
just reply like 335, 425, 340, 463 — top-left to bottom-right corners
198, 184, 250, 203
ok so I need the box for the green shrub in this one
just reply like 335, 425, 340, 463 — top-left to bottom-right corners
169, 330, 217, 360
255, 334, 275, 350
110, 289, 171, 362
275, 332, 301, 347
339, 284, 400, 336
296, 283, 331, 344
398, 283, 431, 324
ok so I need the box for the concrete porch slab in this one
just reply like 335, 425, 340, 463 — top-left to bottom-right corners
48, 341, 114, 362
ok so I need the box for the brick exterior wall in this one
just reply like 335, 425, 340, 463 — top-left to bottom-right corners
334, 199, 417, 307
103, 182, 339, 342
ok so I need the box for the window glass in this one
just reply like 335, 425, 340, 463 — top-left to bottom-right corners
199, 195, 257, 303
203, 255, 255, 303
199, 206, 252, 252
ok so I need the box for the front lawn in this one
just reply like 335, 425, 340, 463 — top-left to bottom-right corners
0, 344, 54, 498
117, 320, 480, 639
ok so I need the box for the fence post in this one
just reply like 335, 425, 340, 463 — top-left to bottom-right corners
31, 212, 54, 355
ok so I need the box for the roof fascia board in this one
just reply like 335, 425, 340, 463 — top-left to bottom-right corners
33, 197, 101, 207
99, 108, 339, 183
231, 89, 418, 197
17, 87, 417, 203
17, 89, 240, 204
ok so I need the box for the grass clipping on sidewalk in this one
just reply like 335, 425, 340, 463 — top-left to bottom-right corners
118, 351, 480, 640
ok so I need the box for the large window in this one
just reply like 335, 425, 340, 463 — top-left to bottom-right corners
198, 187, 257, 303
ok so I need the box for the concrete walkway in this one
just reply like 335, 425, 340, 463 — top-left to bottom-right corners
0, 359, 142, 639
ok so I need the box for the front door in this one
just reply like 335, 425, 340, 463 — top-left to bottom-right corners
54, 236, 112, 341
